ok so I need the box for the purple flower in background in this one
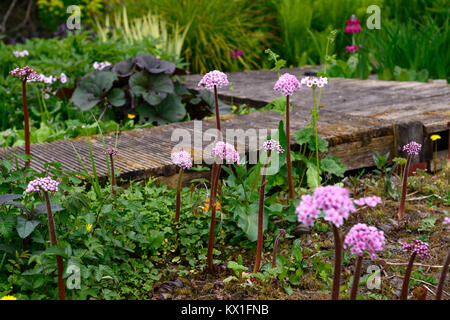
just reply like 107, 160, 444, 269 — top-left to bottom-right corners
301, 76, 328, 88
198, 70, 229, 91
274, 73, 301, 96
171, 151, 193, 170
443, 217, 450, 229
344, 223, 385, 259
345, 15, 362, 34
25, 177, 60, 193
212, 141, 240, 164
296, 186, 356, 228
263, 139, 284, 154
401, 239, 431, 259
354, 196, 382, 208
346, 45, 358, 53
402, 141, 422, 156
13, 50, 29, 58
230, 48, 243, 58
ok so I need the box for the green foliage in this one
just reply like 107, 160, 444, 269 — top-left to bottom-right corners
148, 0, 272, 73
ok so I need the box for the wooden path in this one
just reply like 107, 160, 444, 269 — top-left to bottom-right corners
1, 68, 449, 185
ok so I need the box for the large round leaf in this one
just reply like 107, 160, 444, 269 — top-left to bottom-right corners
130, 72, 174, 106
71, 71, 118, 111
16, 216, 40, 239
112, 57, 136, 77
136, 54, 176, 74
106, 88, 126, 107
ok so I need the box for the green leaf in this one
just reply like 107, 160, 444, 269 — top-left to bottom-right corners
306, 163, 320, 188
320, 155, 346, 177
16, 216, 40, 239
0, 194, 22, 204
236, 202, 267, 242
130, 72, 174, 106
106, 88, 126, 107
0, 215, 15, 237
71, 71, 117, 111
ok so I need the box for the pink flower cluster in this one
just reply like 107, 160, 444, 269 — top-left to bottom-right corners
93, 61, 112, 71
354, 196, 382, 207
13, 50, 29, 58
345, 15, 362, 34
273, 73, 301, 96
300, 76, 328, 88
212, 141, 240, 164
401, 239, 431, 259
346, 45, 358, 53
171, 151, 193, 170
443, 217, 450, 230
344, 223, 385, 259
10, 66, 40, 82
104, 147, 118, 156
230, 48, 243, 58
263, 139, 284, 154
402, 141, 422, 156
296, 186, 356, 227
198, 70, 229, 90
25, 177, 60, 193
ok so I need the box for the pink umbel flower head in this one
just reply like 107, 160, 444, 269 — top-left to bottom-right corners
274, 73, 301, 96
443, 217, 450, 230
401, 239, 431, 259
344, 223, 385, 260
296, 186, 356, 227
301, 76, 328, 88
171, 151, 193, 170
263, 139, 285, 154
10, 66, 40, 82
13, 50, 29, 58
104, 147, 118, 156
402, 141, 422, 156
212, 141, 240, 164
25, 177, 60, 193
354, 196, 382, 208
198, 70, 229, 91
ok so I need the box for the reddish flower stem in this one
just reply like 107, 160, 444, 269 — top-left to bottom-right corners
109, 154, 116, 195
398, 155, 411, 221
175, 168, 184, 223
254, 150, 271, 273
331, 224, 342, 300
350, 256, 363, 300
214, 85, 221, 133
400, 251, 416, 300
22, 80, 31, 167
207, 162, 221, 273
435, 249, 450, 300
272, 230, 285, 268
285, 95, 294, 199
43, 191, 65, 300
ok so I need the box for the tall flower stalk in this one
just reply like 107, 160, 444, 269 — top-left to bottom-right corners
254, 140, 284, 273
436, 218, 450, 300
400, 239, 430, 300
10, 67, 41, 167
296, 186, 356, 299
272, 229, 286, 268
430, 134, 441, 171
398, 141, 422, 221
345, 15, 362, 54
273, 73, 301, 198
104, 147, 118, 195
301, 76, 328, 184
25, 177, 65, 300
198, 70, 230, 273
344, 223, 385, 300
171, 151, 193, 223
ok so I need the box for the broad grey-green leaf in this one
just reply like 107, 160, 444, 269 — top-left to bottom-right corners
106, 88, 126, 107
16, 216, 40, 239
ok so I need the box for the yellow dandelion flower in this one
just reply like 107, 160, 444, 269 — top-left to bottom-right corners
127, 114, 136, 119
430, 134, 441, 141
86, 224, 93, 232
0, 295, 17, 300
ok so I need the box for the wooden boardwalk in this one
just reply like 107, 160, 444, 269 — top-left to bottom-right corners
1, 68, 449, 184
